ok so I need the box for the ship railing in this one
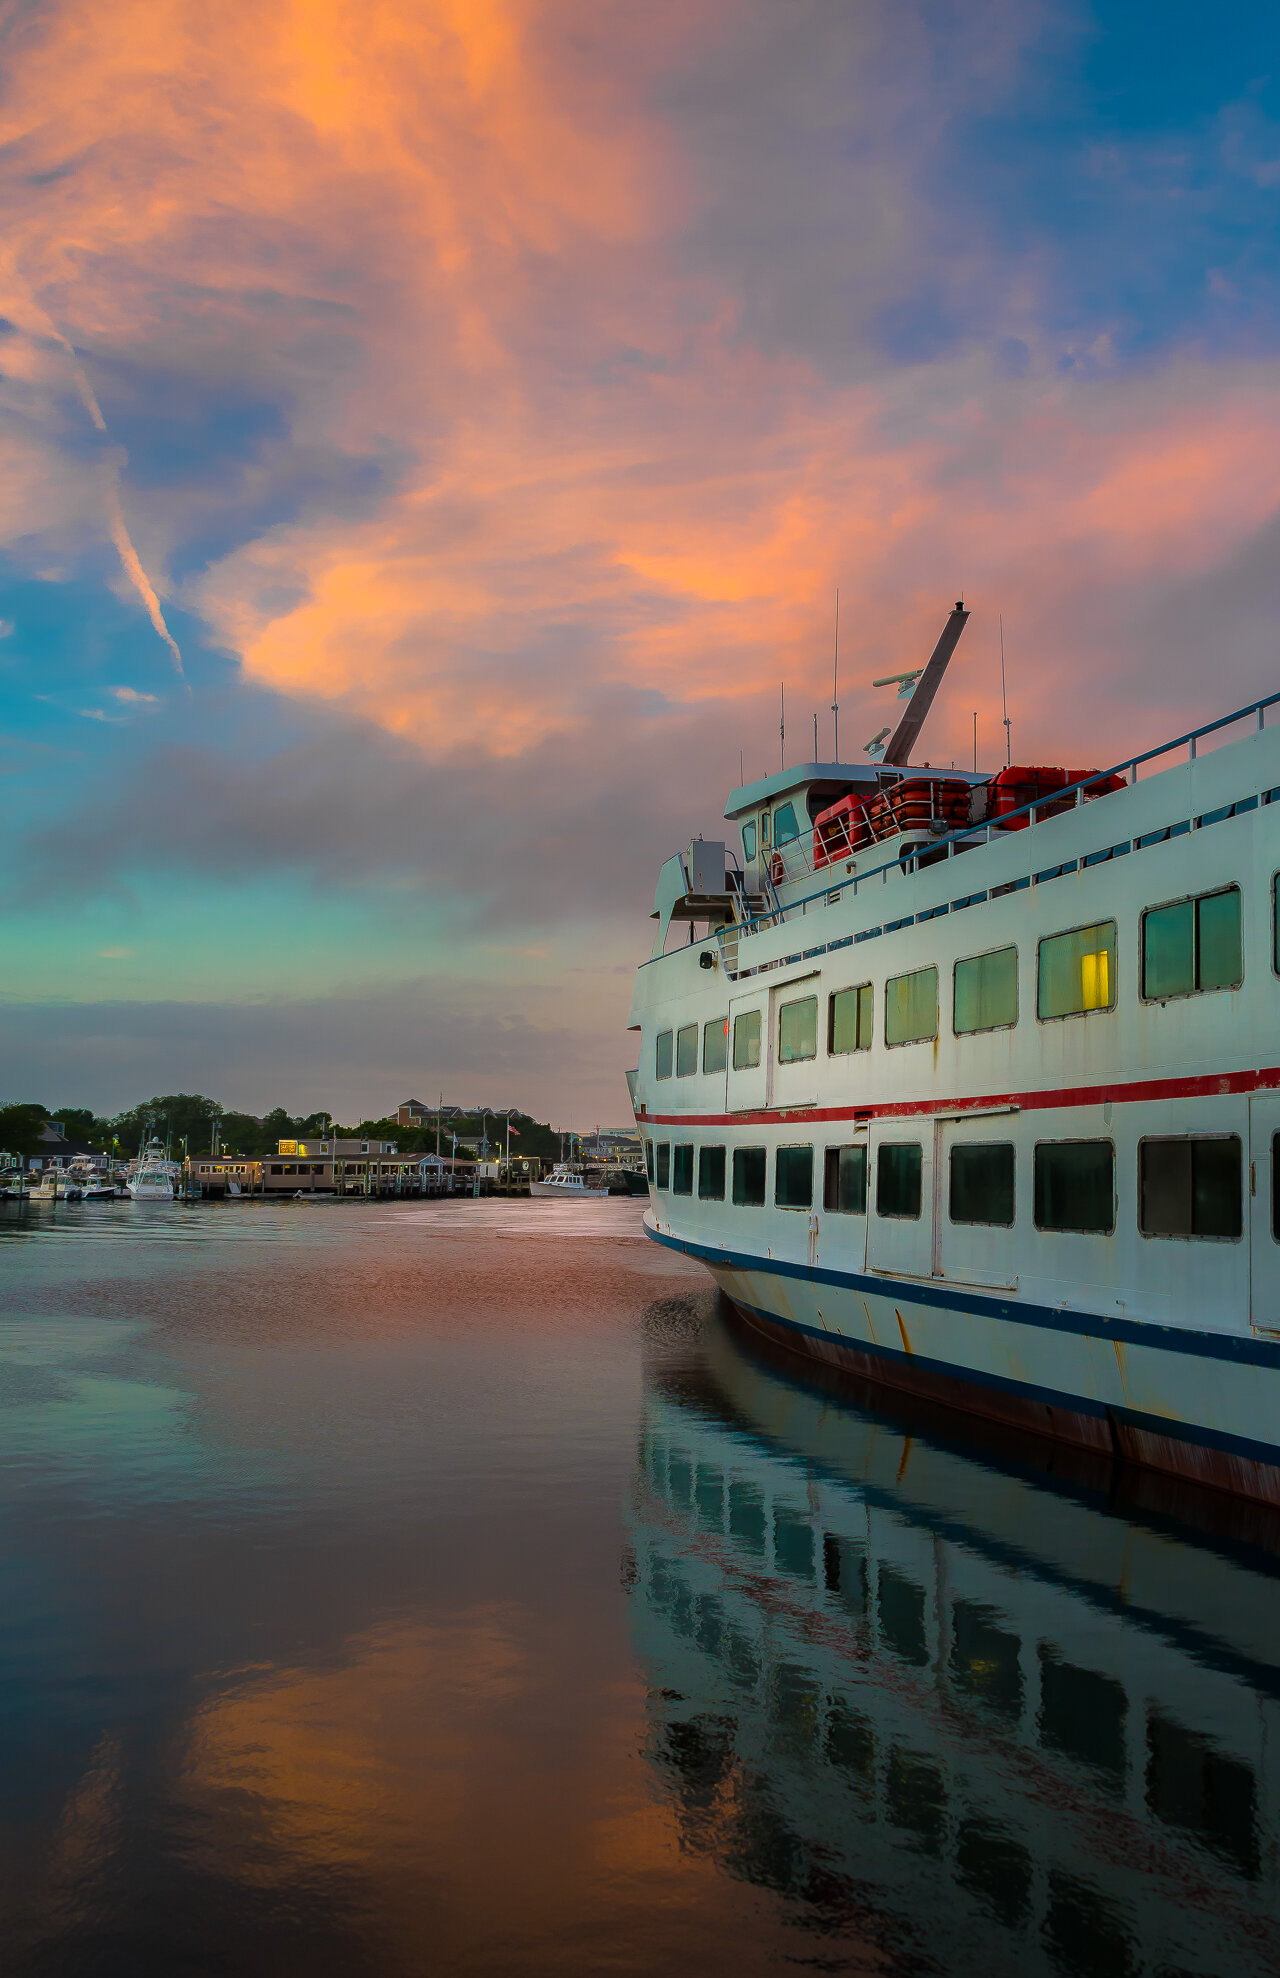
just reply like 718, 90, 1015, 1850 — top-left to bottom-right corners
732, 687, 1280, 941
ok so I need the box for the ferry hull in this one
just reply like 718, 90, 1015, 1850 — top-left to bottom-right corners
651, 1228, 1280, 1508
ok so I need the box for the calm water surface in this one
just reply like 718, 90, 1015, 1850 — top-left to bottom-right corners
1, 1196, 1278, 1976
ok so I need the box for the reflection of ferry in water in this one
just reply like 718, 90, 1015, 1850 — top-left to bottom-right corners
628, 615, 1280, 1503
627, 1310, 1280, 1977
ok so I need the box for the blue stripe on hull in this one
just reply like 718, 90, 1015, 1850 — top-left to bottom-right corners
646, 1223, 1280, 1471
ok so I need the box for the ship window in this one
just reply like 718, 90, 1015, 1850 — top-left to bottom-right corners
954, 945, 1018, 1035
1034, 1141, 1114, 1232
759, 811, 771, 848
742, 821, 757, 862
885, 966, 938, 1046
1037, 921, 1117, 1019
732, 1146, 767, 1206
829, 983, 873, 1054
644, 1140, 654, 1182
655, 1030, 673, 1079
1142, 887, 1242, 1000
698, 1146, 726, 1200
656, 1143, 670, 1189
732, 1009, 761, 1070
676, 1023, 699, 1077
824, 1144, 867, 1214
950, 1143, 1015, 1226
672, 1144, 694, 1195
703, 1018, 728, 1075
1139, 1136, 1242, 1239
774, 802, 800, 847
876, 1142, 922, 1219
775, 1144, 813, 1209
778, 995, 818, 1063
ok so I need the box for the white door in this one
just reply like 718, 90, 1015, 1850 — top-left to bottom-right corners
767, 972, 821, 1109
867, 1120, 934, 1281
1250, 1096, 1280, 1333
935, 1118, 1020, 1291
726, 991, 768, 1112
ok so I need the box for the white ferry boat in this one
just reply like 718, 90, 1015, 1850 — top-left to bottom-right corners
627, 602, 1280, 1505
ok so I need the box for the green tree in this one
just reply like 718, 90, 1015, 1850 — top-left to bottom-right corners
0, 1104, 51, 1162
113, 1093, 223, 1156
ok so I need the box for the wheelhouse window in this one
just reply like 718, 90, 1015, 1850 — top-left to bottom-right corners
773, 802, 800, 847
1033, 1141, 1114, 1232
954, 946, 1018, 1035
824, 1145, 867, 1214
775, 1145, 814, 1209
885, 966, 938, 1047
732, 1147, 767, 1206
949, 1144, 1015, 1226
698, 1146, 726, 1200
656, 1143, 671, 1189
656, 1030, 673, 1080
703, 1018, 728, 1075
876, 1143, 922, 1219
672, 1144, 694, 1195
778, 995, 818, 1064
676, 1023, 699, 1077
1142, 887, 1242, 1000
741, 821, 757, 862
1038, 921, 1117, 1019
829, 984, 873, 1054
733, 1010, 761, 1070
1139, 1137, 1242, 1239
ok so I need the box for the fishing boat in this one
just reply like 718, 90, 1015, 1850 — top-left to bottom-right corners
126, 1140, 177, 1201
628, 600, 1280, 1505
66, 1157, 117, 1200
529, 1164, 612, 1199
30, 1170, 83, 1202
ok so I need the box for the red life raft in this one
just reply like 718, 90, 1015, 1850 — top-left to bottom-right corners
813, 778, 973, 867
986, 765, 1126, 830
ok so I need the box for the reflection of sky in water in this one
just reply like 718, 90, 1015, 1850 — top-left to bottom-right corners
3, 1200, 1280, 1974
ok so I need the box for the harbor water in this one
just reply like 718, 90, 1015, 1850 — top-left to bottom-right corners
1, 1196, 1278, 1975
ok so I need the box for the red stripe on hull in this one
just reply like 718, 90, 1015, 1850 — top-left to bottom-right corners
723, 1295, 1280, 1510
641, 1062, 1280, 1129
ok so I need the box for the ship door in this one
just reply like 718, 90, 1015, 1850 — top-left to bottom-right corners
726, 991, 768, 1112
1249, 1096, 1280, 1333
866, 1120, 934, 1282
935, 1116, 1020, 1291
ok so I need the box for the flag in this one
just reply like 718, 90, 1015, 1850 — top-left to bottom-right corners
508, 1125, 521, 1138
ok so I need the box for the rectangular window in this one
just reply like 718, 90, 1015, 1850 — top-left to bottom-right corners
824, 1145, 867, 1214
732, 1146, 767, 1206
656, 1143, 671, 1189
698, 1146, 726, 1200
644, 1140, 654, 1182
702, 1018, 728, 1075
733, 1009, 761, 1069
774, 802, 799, 846
829, 984, 873, 1054
778, 995, 818, 1063
1033, 1142, 1114, 1232
742, 821, 757, 862
876, 1143, 922, 1219
1037, 921, 1117, 1019
656, 1030, 673, 1079
950, 1143, 1015, 1226
954, 946, 1018, 1035
672, 1144, 694, 1195
885, 966, 938, 1046
1142, 887, 1242, 1000
676, 1023, 699, 1077
775, 1145, 814, 1209
1140, 1137, 1242, 1239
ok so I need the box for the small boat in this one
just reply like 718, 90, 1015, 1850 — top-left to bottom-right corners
67, 1157, 117, 1201
30, 1171, 84, 1202
529, 1164, 612, 1199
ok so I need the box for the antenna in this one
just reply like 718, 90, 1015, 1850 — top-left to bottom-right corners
831, 588, 840, 761
739, 747, 744, 785
999, 614, 1012, 767
813, 711, 818, 759
780, 680, 785, 770
972, 711, 977, 773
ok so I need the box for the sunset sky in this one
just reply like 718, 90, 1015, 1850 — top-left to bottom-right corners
3, 0, 1280, 1125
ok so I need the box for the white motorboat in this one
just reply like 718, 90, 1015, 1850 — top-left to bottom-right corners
67, 1157, 117, 1200
30, 1170, 83, 1202
126, 1140, 177, 1201
529, 1164, 612, 1199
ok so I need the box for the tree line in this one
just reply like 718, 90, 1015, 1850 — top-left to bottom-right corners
0, 1096, 563, 1163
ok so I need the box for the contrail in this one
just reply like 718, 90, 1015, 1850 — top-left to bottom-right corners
41, 310, 185, 679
